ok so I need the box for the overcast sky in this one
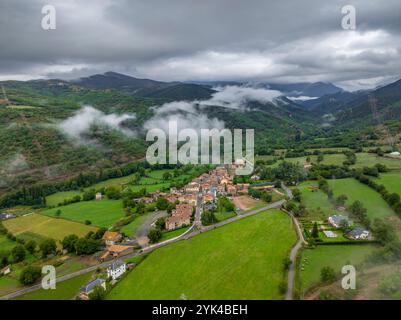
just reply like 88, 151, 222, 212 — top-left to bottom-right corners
1, 0, 401, 90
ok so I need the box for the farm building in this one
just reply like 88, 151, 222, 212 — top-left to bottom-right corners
102, 231, 122, 246
79, 278, 106, 299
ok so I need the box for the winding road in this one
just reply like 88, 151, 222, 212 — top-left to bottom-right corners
281, 182, 307, 300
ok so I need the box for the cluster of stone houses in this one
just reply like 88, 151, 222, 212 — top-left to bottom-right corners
100, 231, 133, 261
163, 166, 250, 230
131, 165, 250, 232
165, 204, 193, 231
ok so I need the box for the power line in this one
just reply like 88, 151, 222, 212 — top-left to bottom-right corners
368, 95, 395, 151
1, 85, 9, 103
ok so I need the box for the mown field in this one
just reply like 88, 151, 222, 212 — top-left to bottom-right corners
120, 211, 154, 236
257, 152, 401, 170
14, 272, 93, 300
375, 172, 401, 196
0, 233, 17, 251
42, 199, 125, 228
3, 214, 98, 241
107, 209, 296, 300
353, 153, 401, 170
297, 181, 344, 220
328, 178, 396, 221
46, 191, 82, 207
299, 245, 378, 294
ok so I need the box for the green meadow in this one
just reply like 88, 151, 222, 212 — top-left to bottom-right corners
15, 272, 93, 300
300, 245, 378, 293
3, 214, 98, 242
107, 209, 296, 300
375, 172, 401, 196
42, 199, 125, 228
328, 178, 396, 221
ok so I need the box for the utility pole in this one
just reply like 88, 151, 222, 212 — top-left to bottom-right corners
369, 95, 395, 151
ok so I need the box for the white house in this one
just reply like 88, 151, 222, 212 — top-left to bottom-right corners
1, 265, 11, 275
107, 259, 126, 280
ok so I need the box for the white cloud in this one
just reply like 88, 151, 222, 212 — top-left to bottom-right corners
59, 105, 136, 139
144, 85, 282, 132
289, 96, 319, 101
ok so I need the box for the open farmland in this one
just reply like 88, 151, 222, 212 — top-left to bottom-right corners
3, 214, 98, 241
46, 191, 82, 207
353, 153, 401, 170
15, 272, 93, 300
42, 199, 125, 228
375, 172, 401, 197
328, 178, 396, 221
299, 245, 378, 294
297, 181, 344, 220
0, 234, 17, 251
107, 209, 296, 300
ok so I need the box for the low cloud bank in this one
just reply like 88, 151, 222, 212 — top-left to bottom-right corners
60, 105, 136, 139
144, 85, 283, 132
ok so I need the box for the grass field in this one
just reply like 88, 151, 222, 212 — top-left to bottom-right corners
15, 272, 93, 300
3, 214, 98, 241
120, 211, 154, 236
328, 178, 396, 221
15, 231, 50, 244
300, 245, 378, 293
160, 226, 191, 242
0, 276, 20, 296
0, 234, 17, 251
214, 210, 237, 222
46, 191, 82, 206
42, 200, 125, 228
107, 209, 296, 300
297, 181, 344, 220
375, 172, 401, 196
353, 153, 401, 170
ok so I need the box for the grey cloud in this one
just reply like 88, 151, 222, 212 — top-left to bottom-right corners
0, 0, 401, 89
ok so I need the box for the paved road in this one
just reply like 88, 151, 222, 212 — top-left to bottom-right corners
285, 210, 306, 300
280, 183, 307, 300
194, 193, 203, 227
0, 189, 292, 300
136, 210, 167, 239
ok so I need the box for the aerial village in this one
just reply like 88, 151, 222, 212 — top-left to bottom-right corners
79, 161, 254, 298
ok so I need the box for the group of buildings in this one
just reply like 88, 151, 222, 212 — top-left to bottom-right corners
327, 214, 370, 240
164, 165, 249, 230
79, 258, 128, 299
132, 165, 250, 231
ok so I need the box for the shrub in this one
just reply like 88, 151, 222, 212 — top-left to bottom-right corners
19, 266, 41, 285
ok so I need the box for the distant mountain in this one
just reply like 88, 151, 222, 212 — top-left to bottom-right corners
265, 82, 343, 98
333, 78, 401, 127
299, 90, 370, 113
74, 72, 215, 100
187, 80, 343, 99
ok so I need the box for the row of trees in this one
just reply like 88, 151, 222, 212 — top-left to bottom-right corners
62, 228, 107, 255
0, 160, 152, 208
